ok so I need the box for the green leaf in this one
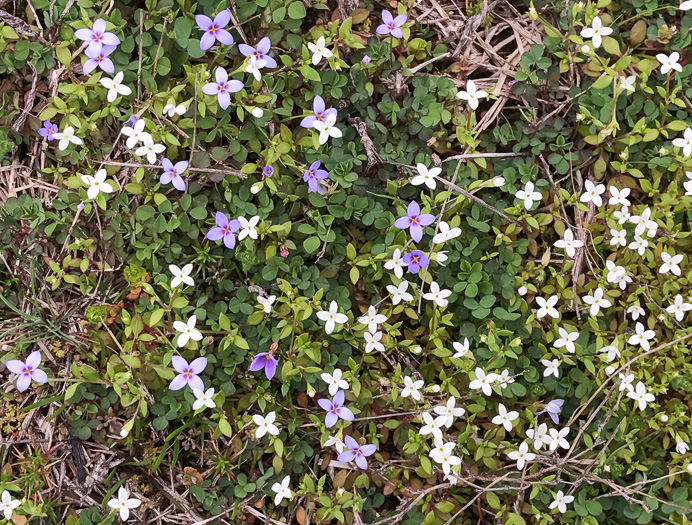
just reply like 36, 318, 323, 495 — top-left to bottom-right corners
173, 17, 192, 45
288, 1, 306, 19
303, 236, 321, 253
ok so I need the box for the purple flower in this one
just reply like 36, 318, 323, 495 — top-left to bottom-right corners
201, 67, 244, 110
249, 352, 278, 380
38, 121, 58, 140
535, 398, 564, 424
238, 37, 277, 69
5, 351, 48, 392
161, 158, 188, 191
376, 10, 407, 39
362, 55, 372, 65
77, 202, 85, 211
74, 18, 120, 56
195, 9, 234, 51
303, 160, 329, 193
125, 115, 138, 127
402, 250, 429, 273
337, 435, 377, 469
169, 356, 207, 391
83, 44, 116, 75
317, 390, 355, 428
300, 95, 337, 129
206, 211, 240, 249
263, 165, 274, 177
393, 201, 436, 243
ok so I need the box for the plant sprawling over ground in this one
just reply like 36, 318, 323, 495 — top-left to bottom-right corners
1, 0, 692, 523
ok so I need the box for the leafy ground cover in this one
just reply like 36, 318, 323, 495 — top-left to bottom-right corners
1, 0, 692, 523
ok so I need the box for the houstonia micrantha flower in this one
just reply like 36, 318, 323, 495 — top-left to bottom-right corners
201, 67, 244, 110
0, 490, 20, 521
74, 18, 120, 55
303, 160, 330, 193
579, 16, 612, 49
271, 476, 292, 505
318, 390, 355, 428
81, 169, 114, 199
300, 95, 337, 128
83, 44, 116, 75
337, 435, 377, 469
38, 121, 58, 140
308, 36, 333, 65
317, 300, 349, 334
549, 491, 574, 514
456, 80, 488, 110
169, 355, 207, 390
100, 71, 132, 103
195, 9, 233, 51
313, 113, 343, 145
239, 37, 277, 68
107, 487, 141, 521
52, 125, 82, 151
5, 350, 48, 392
375, 9, 407, 38
160, 158, 188, 191
249, 352, 278, 380
206, 211, 240, 249
169, 263, 194, 288
173, 315, 203, 347
535, 398, 564, 424
122, 119, 151, 149
394, 201, 435, 243
402, 250, 429, 273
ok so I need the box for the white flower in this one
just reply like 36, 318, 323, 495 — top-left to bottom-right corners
580, 180, 606, 207
245, 56, 267, 81
582, 288, 611, 317
81, 169, 114, 200
627, 381, 655, 411
628, 236, 648, 256
554, 229, 583, 257
667, 294, 692, 322
657, 52, 683, 75
121, 119, 152, 149
237, 215, 260, 241
321, 368, 349, 396
605, 261, 630, 290
498, 369, 514, 388
618, 373, 634, 392
135, 136, 166, 164
52, 125, 83, 151
169, 263, 194, 288
307, 36, 333, 65
434, 251, 448, 266
358, 306, 387, 333
387, 280, 413, 305
100, 71, 132, 103
627, 305, 645, 320
432, 221, 461, 244
313, 112, 342, 144
423, 281, 452, 307
628, 322, 655, 351
0, 491, 20, 521
271, 475, 292, 505
507, 442, 535, 469
681, 0, 692, 9
608, 187, 631, 208
455, 79, 488, 110
676, 442, 690, 454
526, 423, 552, 450
163, 103, 187, 117
434, 397, 465, 428
618, 75, 636, 93
554, 327, 578, 354
610, 228, 627, 247
429, 441, 461, 474
384, 248, 405, 279
549, 490, 574, 514
419, 412, 443, 441
600, 345, 621, 362
173, 315, 203, 347
580, 16, 613, 48
401, 376, 425, 402
452, 338, 471, 358
515, 181, 542, 209
253, 411, 280, 438
673, 127, 692, 157
660, 251, 683, 276
492, 403, 519, 431
257, 295, 276, 313
316, 300, 349, 334
192, 388, 216, 410
629, 207, 657, 237
493, 176, 505, 187
469, 367, 498, 396
324, 436, 346, 453
107, 487, 141, 521
535, 295, 559, 319
411, 163, 441, 189
614, 206, 630, 224
364, 331, 385, 353
542, 359, 560, 378
548, 427, 570, 451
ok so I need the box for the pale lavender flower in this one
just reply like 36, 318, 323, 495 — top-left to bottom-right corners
201, 67, 244, 110
238, 37, 277, 69
263, 165, 274, 177
169, 356, 207, 391
300, 95, 337, 128
249, 352, 278, 380
160, 158, 188, 191
74, 18, 120, 55
362, 55, 371, 65
195, 9, 233, 51
535, 399, 564, 424
38, 121, 58, 140
83, 44, 116, 75
402, 250, 429, 273
337, 435, 377, 469
394, 201, 435, 243
317, 390, 354, 428
303, 160, 329, 193
5, 351, 48, 392
376, 10, 407, 39
206, 211, 240, 249
77, 202, 85, 211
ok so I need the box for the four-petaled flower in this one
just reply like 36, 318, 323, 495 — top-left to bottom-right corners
107, 487, 141, 521
318, 390, 355, 428
660, 251, 684, 275
202, 67, 244, 110
135, 136, 166, 164
394, 201, 435, 243
582, 288, 611, 317
253, 411, 280, 438
515, 181, 542, 209
549, 490, 574, 514
492, 403, 519, 432
434, 396, 465, 428
387, 281, 413, 305
627, 381, 655, 411
337, 435, 377, 469
526, 423, 552, 450
169, 263, 194, 288
535, 399, 564, 424
271, 475, 292, 505
507, 441, 535, 469
238, 215, 260, 240
239, 37, 277, 68
456, 80, 488, 110
469, 368, 498, 396
580, 180, 606, 207
300, 95, 337, 128
53, 126, 83, 151
432, 222, 461, 244
81, 169, 114, 200
122, 119, 151, 149
169, 355, 207, 390
192, 388, 216, 410
553, 229, 583, 258
249, 352, 278, 380
579, 16, 612, 48
313, 112, 343, 144
308, 36, 333, 65
317, 300, 349, 334
5, 351, 48, 392
403, 250, 429, 274
161, 158, 188, 191
554, 327, 579, 354
385, 248, 406, 278
100, 71, 132, 103
245, 55, 266, 81
303, 160, 330, 193
38, 121, 58, 140
0, 490, 20, 521
321, 368, 349, 396
673, 127, 692, 157
542, 358, 560, 378
667, 294, 692, 322
376, 9, 407, 38
411, 163, 441, 189
195, 9, 233, 51
83, 44, 116, 75
536, 295, 559, 319
173, 315, 203, 348
74, 18, 120, 55
206, 211, 241, 249
419, 412, 443, 441
257, 294, 276, 313
657, 52, 683, 75
423, 281, 452, 307
358, 305, 387, 333
401, 376, 425, 402
628, 322, 655, 351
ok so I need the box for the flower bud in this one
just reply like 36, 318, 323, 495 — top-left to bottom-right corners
251, 107, 264, 118
250, 183, 261, 194
518, 286, 527, 296
605, 365, 615, 375
431, 384, 441, 393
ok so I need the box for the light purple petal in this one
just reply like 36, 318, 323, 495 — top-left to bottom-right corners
317, 398, 332, 411
86, 41, 103, 56
360, 444, 377, 456
344, 435, 358, 449
92, 18, 106, 34
336, 406, 354, 421
201, 82, 219, 95
264, 358, 277, 379
218, 91, 231, 110
263, 56, 277, 69
82, 60, 98, 76
337, 450, 356, 462
100, 57, 115, 74
381, 9, 393, 24
375, 23, 390, 35
25, 351, 42, 369
355, 454, 368, 469
100, 33, 120, 46
249, 354, 267, 371
214, 9, 231, 27
238, 43, 254, 57
333, 390, 345, 406
393, 14, 408, 26
199, 31, 216, 51
215, 67, 228, 85
215, 29, 233, 46
31, 369, 48, 384
171, 355, 188, 374
325, 412, 338, 428
195, 14, 213, 31
189, 357, 208, 374
223, 233, 236, 249
169, 374, 188, 390
5, 359, 25, 375
162, 158, 173, 172
549, 412, 559, 425
409, 224, 423, 243
226, 80, 244, 93
206, 227, 224, 241
390, 28, 404, 39
172, 176, 186, 191
257, 37, 271, 54
313, 95, 325, 114
314, 170, 329, 180
16, 374, 31, 392
307, 177, 319, 193
187, 375, 205, 391
174, 161, 189, 174
418, 213, 436, 226
228, 219, 241, 232
74, 28, 94, 42
160, 173, 172, 185
215, 211, 229, 228
300, 116, 317, 128
100, 44, 117, 57
394, 216, 411, 229
407, 201, 421, 217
